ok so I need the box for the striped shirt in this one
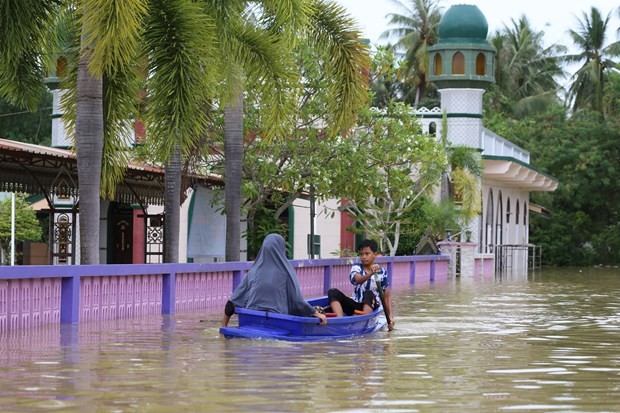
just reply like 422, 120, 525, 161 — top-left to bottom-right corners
349, 264, 389, 305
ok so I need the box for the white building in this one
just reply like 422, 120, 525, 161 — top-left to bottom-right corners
424, 4, 557, 274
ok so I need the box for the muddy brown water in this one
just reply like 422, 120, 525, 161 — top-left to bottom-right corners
1, 267, 619, 412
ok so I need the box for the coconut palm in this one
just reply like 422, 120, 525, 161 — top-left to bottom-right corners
380, 0, 442, 105
488, 16, 564, 118
565, 7, 620, 116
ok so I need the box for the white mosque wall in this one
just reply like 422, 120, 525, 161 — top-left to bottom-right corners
291, 198, 341, 260
440, 88, 484, 114
481, 182, 530, 272
481, 128, 530, 162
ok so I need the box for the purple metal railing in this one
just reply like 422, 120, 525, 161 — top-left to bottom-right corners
0, 255, 450, 333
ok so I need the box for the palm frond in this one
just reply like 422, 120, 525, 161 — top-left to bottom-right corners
144, 0, 218, 161
81, 0, 148, 77
306, 0, 370, 133
261, 0, 309, 45
100, 69, 142, 198
0, 0, 63, 109
451, 167, 481, 219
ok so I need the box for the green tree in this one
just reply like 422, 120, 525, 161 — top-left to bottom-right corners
336, 101, 447, 256
565, 6, 620, 116
380, 0, 442, 106
369, 47, 408, 108
489, 110, 620, 266
208, 0, 302, 261
1, 1, 138, 264
487, 16, 565, 118
0, 194, 42, 265
0, 94, 52, 145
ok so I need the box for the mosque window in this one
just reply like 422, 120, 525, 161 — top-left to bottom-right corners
516, 201, 520, 225
429, 122, 437, 135
476, 53, 486, 75
434, 54, 442, 75
452, 52, 465, 74
506, 198, 511, 223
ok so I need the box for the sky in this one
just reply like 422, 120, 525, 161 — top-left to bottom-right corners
334, 0, 620, 50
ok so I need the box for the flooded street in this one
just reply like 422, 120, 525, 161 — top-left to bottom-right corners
1, 267, 619, 412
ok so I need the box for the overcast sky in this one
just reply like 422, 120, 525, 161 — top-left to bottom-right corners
335, 0, 620, 50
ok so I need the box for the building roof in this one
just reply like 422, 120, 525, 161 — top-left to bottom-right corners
483, 155, 558, 191
0, 138, 222, 206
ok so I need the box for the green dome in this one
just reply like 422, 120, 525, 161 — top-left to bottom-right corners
438, 4, 488, 43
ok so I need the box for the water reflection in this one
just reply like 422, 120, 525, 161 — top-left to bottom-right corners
0, 267, 619, 412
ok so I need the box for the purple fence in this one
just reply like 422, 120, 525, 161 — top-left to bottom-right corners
0, 255, 449, 333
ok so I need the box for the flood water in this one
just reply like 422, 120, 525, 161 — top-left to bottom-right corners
1, 267, 620, 412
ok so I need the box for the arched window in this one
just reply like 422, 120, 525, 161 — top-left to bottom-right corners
495, 191, 503, 246
475, 53, 486, 75
523, 202, 527, 225
452, 52, 465, 75
485, 189, 494, 253
434, 53, 442, 75
506, 198, 511, 223
516, 201, 520, 226
429, 121, 437, 135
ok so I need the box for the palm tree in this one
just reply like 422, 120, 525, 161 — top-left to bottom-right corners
565, 7, 620, 116
1, 0, 367, 264
210, 0, 369, 261
488, 16, 564, 118
204, 0, 303, 261
380, 0, 442, 106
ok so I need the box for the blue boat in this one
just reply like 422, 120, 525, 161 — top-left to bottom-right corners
219, 296, 387, 341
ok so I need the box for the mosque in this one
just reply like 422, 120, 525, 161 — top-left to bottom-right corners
419, 4, 558, 273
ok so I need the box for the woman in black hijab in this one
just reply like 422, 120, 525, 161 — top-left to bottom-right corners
221, 234, 327, 327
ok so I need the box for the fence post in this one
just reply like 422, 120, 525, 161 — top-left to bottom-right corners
162, 272, 176, 315
387, 261, 393, 285
232, 270, 242, 291
60, 275, 80, 324
323, 265, 332, 294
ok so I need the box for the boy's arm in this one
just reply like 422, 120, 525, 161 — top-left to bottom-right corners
353, 270, 374, 284
351, 264, 377, 284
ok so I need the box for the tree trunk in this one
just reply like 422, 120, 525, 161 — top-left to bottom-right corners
224, 94, 243, 262
75, 44, 103, 265
164, 144, 182, 263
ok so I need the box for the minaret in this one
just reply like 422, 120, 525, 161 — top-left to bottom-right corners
428, 4, 495, 149
430, 5, 495, 273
